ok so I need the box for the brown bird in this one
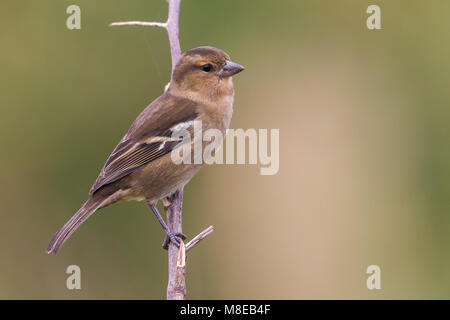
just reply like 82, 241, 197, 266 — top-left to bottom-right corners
46, 46, 244, 254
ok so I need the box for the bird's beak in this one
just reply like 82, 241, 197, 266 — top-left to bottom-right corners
220, 60, 245, 78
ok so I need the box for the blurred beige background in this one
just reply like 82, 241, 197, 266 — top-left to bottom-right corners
0, 0, 449, 299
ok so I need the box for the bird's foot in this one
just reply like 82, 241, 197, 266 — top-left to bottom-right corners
162, 231, 187, 250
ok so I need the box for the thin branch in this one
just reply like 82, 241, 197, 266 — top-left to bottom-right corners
186, 226, 214, 252
165, 0, 182, 72
173, 241, 186, 300
109, 21, 167, 28
164, 189, 185, 300
109, 0, 181, 76
110, 0, 214, 300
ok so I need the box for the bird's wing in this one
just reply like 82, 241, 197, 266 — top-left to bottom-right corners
89, 94, 198, 195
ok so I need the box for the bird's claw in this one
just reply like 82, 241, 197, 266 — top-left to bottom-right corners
162, 231, 187, 250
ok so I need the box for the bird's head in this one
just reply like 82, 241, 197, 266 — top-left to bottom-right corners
170, 46, 244, 101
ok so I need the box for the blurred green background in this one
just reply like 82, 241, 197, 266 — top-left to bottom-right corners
1, 0, 449, 299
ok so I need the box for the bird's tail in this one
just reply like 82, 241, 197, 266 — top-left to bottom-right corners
46, 197, 101, 255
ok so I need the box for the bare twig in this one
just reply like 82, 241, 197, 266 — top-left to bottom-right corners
109, 0, 181, 75
110, 21, 167, 28
163, 188, 185, 300
110, 0, 214, 301
165, 0, 182, 72
173, 241, 186, 300
186, 226, 214, 252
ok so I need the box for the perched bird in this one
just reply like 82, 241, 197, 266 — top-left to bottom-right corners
46, 46, 244, 254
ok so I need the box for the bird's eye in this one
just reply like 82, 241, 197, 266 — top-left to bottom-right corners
201, 64, 212, 72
